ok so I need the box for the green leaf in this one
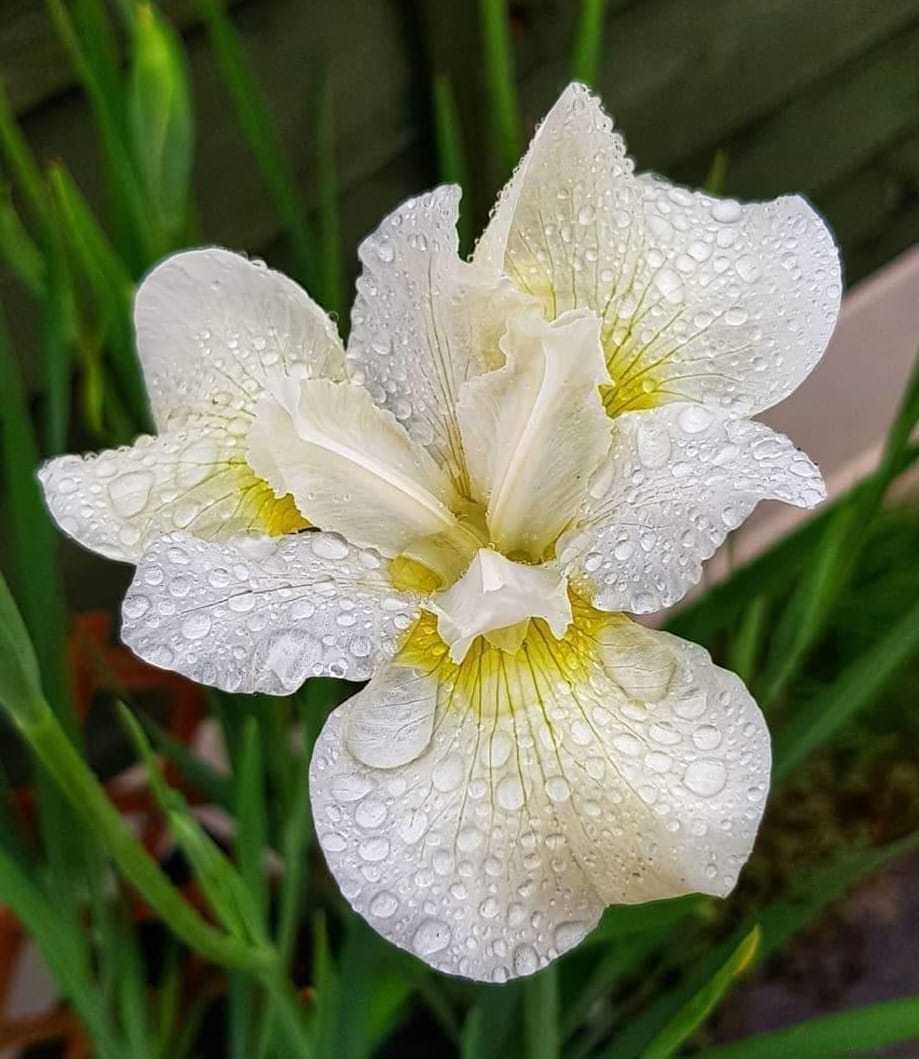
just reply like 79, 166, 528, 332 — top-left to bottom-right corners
117, 702, 266, 947
773, 594, 919, 783
461, 981, 523, 1059
696, 996, 919, 1058
0, 182, 45, 294
432, 74, 472, 252
571, 0, 608, 86
760, 348, 919, 704
641, 925, 760, 1059
479, 0, 520, 181
236, 716, 269, 923
524, 964, 560, 1059
703, 149, 729, 196
0, 572, 44, 728
0, 84, 54, 241
129, 3, 194, 242
315, 69, 344, 320
197, 0, 316, 291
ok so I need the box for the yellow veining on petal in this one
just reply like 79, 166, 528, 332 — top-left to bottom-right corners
233, 464, 309, 535
395, 592, 630, 714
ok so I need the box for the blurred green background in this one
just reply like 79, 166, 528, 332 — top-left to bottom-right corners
0, 2, 918, 1057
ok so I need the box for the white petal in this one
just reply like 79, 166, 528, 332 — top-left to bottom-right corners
473, 83, 636, 314
346, 186, 530, 488
121, 531, 420, 692
38, 429, 305, 563
601, 176, 841, 417
558, 403, 825, 613
135, 248, 345, 431
310, 609, 769, 982
475, 83, 841, 417
457, 308, 611, 559
247, 378, 481, 562
432, 549, 572, 663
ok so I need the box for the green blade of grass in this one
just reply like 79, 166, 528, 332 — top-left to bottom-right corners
641, 925, 760, 1059
236, 716, 269, 923
524, 964, 560, 1059
773, 596, 919, 783
703, 149, 729, 196
696, 995, 919, 1059
0, 182, 45, 294
0, 84, 54, 242
759, 349, 919, 704
129, 3, 194, 244
315, 69, 344, 320
48, 162, 151, 432
571, 0, 608, 86
197, 0, 316, 291
432, 74, 472, 252
479, 0, 520, 181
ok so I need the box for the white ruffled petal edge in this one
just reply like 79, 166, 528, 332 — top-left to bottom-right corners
121, 531, 421, 692
310, 611, 770, 982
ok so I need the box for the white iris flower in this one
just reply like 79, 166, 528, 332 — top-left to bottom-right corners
39, 84, 840, 982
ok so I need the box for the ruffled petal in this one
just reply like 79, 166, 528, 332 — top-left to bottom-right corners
247, 378, 482, 564
347, 186, 529, 490
475, 83, 841, 417
121, 531, 420, 692
38, 429, 305, 563
135, 248, 345, 432
457, 308, 610, 560
310, 605, 769, 981
558, 403, 825, 613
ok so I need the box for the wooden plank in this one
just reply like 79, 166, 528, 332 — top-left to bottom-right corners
696, 24, 919, 200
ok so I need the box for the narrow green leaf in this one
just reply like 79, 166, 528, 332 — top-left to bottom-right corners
0, 182, 45, 293
773, 595, 919, 783
0, 572, 44, 726
49, 163, 150, 431
760, 349, 919, 703
432, 74, 472, 252
479, 0, 520, 181
641, 925, 760, 1059
117, 702, 266, 947
727, 595, 766, 685
703, 150, 729, 196
697, 996, 919, 1059
312, 912, 341, 1059
141, 711, 232, 807
0, 328, 70, 717
197, 0, 316, 290
315, 70, 344, 320
130, 3, 194, 242
524, 964, 560, 1059
0, 84, 54, 240
461, 982, 523, 1059
571, 0, 608, 86
236, 716, 269, 922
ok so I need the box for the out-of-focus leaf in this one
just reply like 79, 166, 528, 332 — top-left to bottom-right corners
0, 85, 53, 240
197, 0, 316, 290
117, 702, 265, 946
0, 571, 44, 724
773, 595, 919, 783
461, 981, 523, 1059
703, 149, 729, 196
641, 925, 760, 1059
479, 0, 520, 182
760, 349, 919, 703
130, 3, 194, 242
315, 69, 344, 320
571, 0, 608, 86
0, 319, 70, 716
236, 716, 269, 923
49, 163, 150, 431
696, 996, 919, 1058
524, 964, 560, 1059
432, 73, 472, 251
587, 896, 706, 946
0, 182, 44, 293
727, 595, 766, 685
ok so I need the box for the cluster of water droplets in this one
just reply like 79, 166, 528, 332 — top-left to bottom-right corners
121, 531, 420, 694
558, 401, 824, 614
310, 617, 768, 982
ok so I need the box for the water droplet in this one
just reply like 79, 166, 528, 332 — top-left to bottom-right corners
712, 199, 742, 223
683, 759, 727, 797
496, 777, 524, 811
311, 534, 350, 561
692, 725, 723, 750
108, 471, 153, 517
412, 918, 451, 956
513, 944, 539, 976
432, 754, 464, 792
369, 891, 398, 918
554, 921, 588, 951
182, 612, 212, 641
355, 798, 387, 829
545, 776, 571, 803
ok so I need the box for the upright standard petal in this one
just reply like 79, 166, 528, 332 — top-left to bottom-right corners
310, 604, 770, 982
347, 186, 529, 491
39, 430, 305, 563
135, 248, 345, 431
247, 378, 482, 563
558, 403, 825, 613
476, 83, 841, 418
457, 308, 610, 560
121, 531, 421, 692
